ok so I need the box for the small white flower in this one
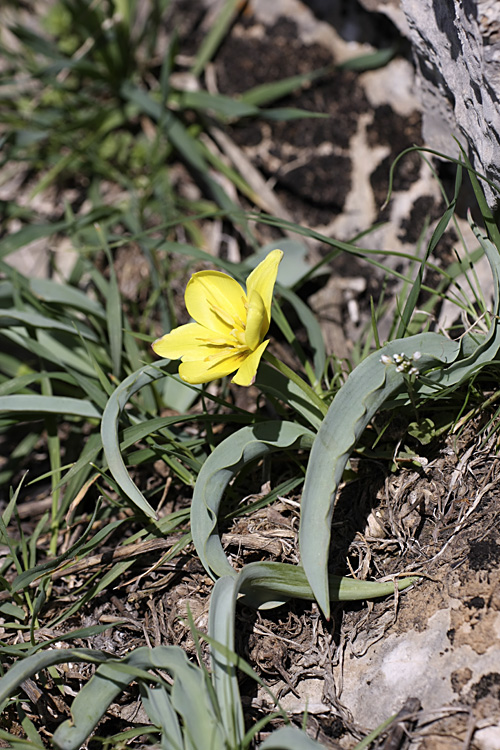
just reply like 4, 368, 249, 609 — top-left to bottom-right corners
380, 350, 420, 378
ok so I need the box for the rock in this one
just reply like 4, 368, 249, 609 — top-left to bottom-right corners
337, 606, 500, 731
475, 725, 500, 750
357, 0, 500, 207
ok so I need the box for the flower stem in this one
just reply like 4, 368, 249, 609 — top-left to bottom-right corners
263, 351, 328, 417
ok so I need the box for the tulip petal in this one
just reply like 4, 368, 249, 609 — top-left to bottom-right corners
152, 323, 215, 360
185, 271, 247, 334
152, 250, 282, 386
232, 340, 269, 386
245, 249, 283, 323
245, 288, 267, 350
179, 349, 247, 384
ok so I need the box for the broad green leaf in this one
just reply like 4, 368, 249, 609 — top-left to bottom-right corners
52, 651, 156, 750
141, 684, 183, 749
300, 333, 460, 618
191, 421, 314, 580
53, 646, 225, 750
237, 562, 417, 609
260, 727, 325, 749
300, 215, 500, 617
29, 278, 105, 317
208, 564, 417, 747
0, 395, 101, 419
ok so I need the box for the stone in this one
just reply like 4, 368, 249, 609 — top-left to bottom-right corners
357, 0, 500, 207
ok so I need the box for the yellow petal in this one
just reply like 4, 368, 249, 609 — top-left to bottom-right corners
245, 249, 283, 325
185, 271, 247, 335
232, 340, 269, 386
245, 288, 267, 350
152, 323, 213, 360
179, 349, 247, 384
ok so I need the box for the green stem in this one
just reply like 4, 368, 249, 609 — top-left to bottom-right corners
263, 351, 328, 417
271, 298, 318, 387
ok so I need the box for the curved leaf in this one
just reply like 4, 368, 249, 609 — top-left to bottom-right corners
101, 360, 173, 519
300, 220, 500, 618
0, 648, 108, 707
191, 421, 315, 579
300, 333, 460, 618
53, 646, 224, 750
208, 563, 417, 748
0, 394, 101, 419
237, 561, 417, 609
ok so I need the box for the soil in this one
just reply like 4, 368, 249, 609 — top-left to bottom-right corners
2, 1, 500, 748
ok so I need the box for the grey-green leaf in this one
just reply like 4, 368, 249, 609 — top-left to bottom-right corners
191, 421, 315, 580
259, 726, 325, 749
300, 218, 500, 618
300, 333, 460, 618
0, 395, 101, 419
101, 360, 173, 519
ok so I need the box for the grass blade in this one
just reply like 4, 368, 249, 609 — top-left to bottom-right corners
395, 162, 462, 339
241, 67, 330, 107
190, 0, 241, 78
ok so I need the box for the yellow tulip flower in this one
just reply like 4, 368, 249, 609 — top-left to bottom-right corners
152, 249, 283, 386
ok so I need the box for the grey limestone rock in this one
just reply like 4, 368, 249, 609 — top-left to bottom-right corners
358, 0, 500, 206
